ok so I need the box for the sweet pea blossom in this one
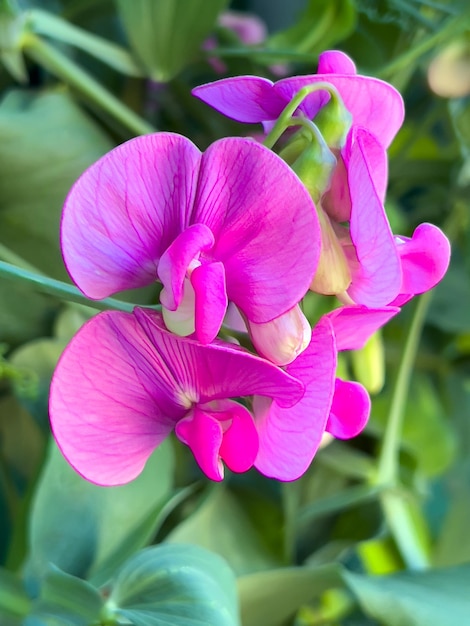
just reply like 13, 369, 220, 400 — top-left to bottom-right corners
192, 51, 450, 307
49, 309, 331, 484
61, 133, 320, 346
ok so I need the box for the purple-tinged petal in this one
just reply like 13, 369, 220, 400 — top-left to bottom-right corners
192, 76, 285, 123
395, 223, 451, 301
326, 378, 370, 439
134, 309, 304, 408
175, 407, 225, 480
49, 311, 184, 486
354, 126, 388, 203
325, 305, 400, 351
318, 50, 356, 75
274, 74, 404, 148
194, 137, 320, 323
322, 153, 351, 222
218, 401, 259, 473
191, 261, 228, 344
254, 317, 337, 481
218, 11, 267, 45
158, 223, 214, 310
61, 133, 201, 299
344, 128, 402, 306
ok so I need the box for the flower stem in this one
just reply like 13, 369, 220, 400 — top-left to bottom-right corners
22, 33, 156, 136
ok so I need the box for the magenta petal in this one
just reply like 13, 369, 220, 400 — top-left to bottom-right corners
158, 224, 215, 310
325, 305, 399, 351
219, 401, 259, 473
175, 407, 224, 481
326, 378, 370, 439
61, 133, 201, 299
274, 74, 404, 148
49, 311, 182, 486
396, 223, 451, 299
191, 261, 228, 344
254, 317, 337, 481
318, 50, 356, 75
194, 137, 320, 323
134, 309, 304, 408
345, 128, 402, 306
191, 76, 285, 123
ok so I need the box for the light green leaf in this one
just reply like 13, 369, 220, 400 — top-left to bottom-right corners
116, 0, 228, 81
26, 564, 103, 626
106, 544, 239, 626
238, 564, 342, 626
24, 438, 174, 589
343, 563, 470, 626
165, 486, 278, 575
0, 567, 31, 619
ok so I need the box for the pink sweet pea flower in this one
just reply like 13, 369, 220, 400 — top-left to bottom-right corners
61, 133, 320, 345
49, 309, 313, 484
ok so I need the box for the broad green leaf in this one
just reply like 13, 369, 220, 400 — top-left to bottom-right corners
238, 564, 342, 626
116, 0, 227, 81
106, 544, 239, 626
0, 567, 31, 619
343, 563, 470, 626
26, 564, 103, 626
165, 486, 278, 575
24, 438, 174, 590
266, 0, 356, 56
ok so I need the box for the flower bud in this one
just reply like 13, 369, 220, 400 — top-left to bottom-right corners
314, 91, 353, 150
289, 131, 337, 204
248, 305, 311, 366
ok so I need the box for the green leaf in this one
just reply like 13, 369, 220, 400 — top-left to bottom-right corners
343, 563, 470, 626
266, 0, 356, 56
106, 544, 239, 626
116, 0, 228, 81
165, 486, 278, 575
26, 564, 103, 626
238, 564, 342, 626
24, 438, 174, 589
0, 567, 31, 619
427, 255, 470, 333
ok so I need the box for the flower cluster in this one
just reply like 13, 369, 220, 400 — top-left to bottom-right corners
50, 51, 450, 485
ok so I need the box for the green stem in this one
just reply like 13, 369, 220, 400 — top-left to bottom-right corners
378, 7, 470, 81
0, 260, 137, 313
263, 82, 344, 149
376, 292, 433, 484
22, 33, 156, 136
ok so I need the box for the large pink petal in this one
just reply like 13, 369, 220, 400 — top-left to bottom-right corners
193, 137, 320, 323
345, 128, 402, 306
274, 74, 404, 148
61, 133, 201, 299
134, 309, 304, 408
191, 76, 285, 123
326, 378, 370, 439
394, 223, 451, 303
325, 305, 400, 351
254, 317, 337, 481
49, 311, 183, 486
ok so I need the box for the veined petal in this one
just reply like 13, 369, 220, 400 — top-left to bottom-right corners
394, 223, 451, 303
254, 317, 337, 481
274, 74, 404, 148
158, 223, 214, 310
49, 311, 184, 486
194, 137, 320, 323
61, 133, 201, 299
191, 76, 285, 123
191, 261, 228, 344
325, 305, 400, 351
344, 128, 402, 306
326, 378, 370, 439
134, 309, 304, 408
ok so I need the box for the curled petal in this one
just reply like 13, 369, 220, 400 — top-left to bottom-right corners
176, 407, 224, 480
326, 378, 370, 439
254, 317, 337, 481
318, 50, 356, 75
393, 223, 451, 305
325, 305, 400, 351
61, 133, 201, 299
194, 137, 320, 323
191, 261, 228, 344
